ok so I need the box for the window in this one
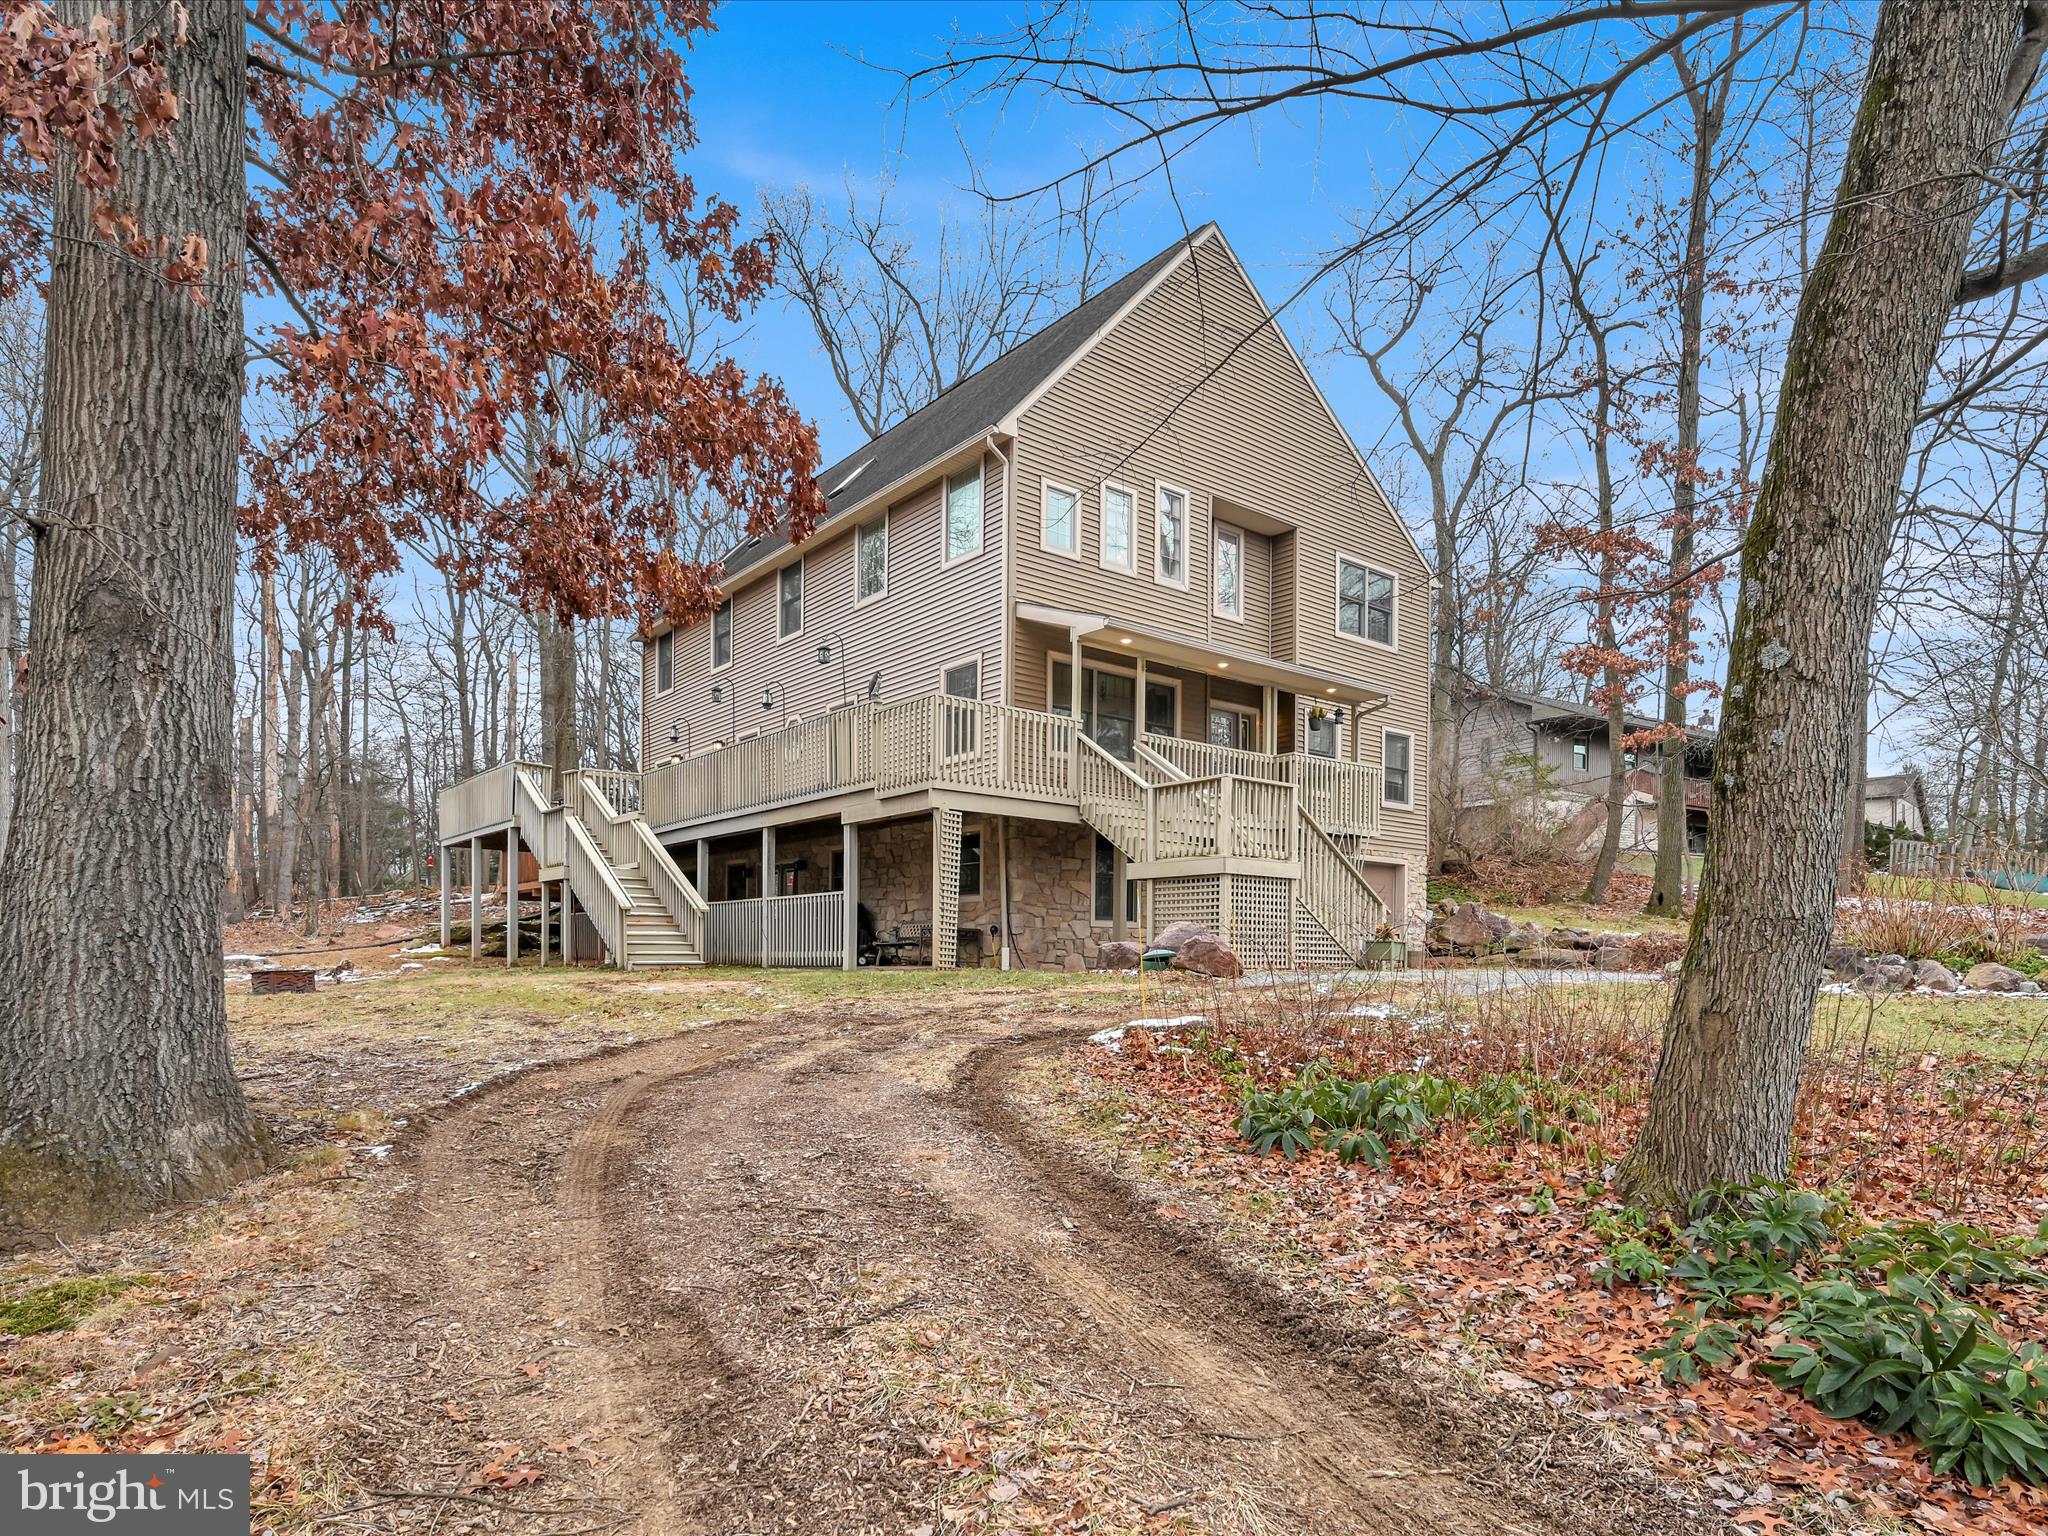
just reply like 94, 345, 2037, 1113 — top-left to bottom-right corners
857, 518, 887, 603
1572, 741, 1590, 772
655, 630, 674, 693
1155, 483, 1188, 586
1383, 730, 1413, 807
943, 658, 980, 699
1337, 557, 1396, 647
1209, 705, 1257, 750
1306, 709, 1339, 759
945, 461, 983, 563
711, 599, 732, 670
1214, 525, 1243, 618
1144, 680, 1178, 738
1093, 834, 1139, 924
959, 832, 982, 897
1100, 481, 1136, 571
779, 562, 804, 639
1042, 480, 1079, 555
941, 658, 980, 757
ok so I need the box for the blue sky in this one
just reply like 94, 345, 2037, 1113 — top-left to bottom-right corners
683, 0, 1431, 474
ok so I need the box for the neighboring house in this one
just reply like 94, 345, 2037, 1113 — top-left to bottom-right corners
436, 224, 1434, 971
1448, 676, 1716, 857
1864, 771, 1931, 837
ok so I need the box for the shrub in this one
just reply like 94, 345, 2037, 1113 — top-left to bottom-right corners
1236, 1063, 1587, 1165
1839, 1220, 2048, 1291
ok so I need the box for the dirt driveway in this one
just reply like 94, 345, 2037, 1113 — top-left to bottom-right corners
332, 998, 1691, 1535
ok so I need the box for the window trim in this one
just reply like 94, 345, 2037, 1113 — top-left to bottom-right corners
654, 629, 675, 695
1572, 739, 1591, 773
1212, 522, 1244, 620
1207, 701, 1260, 752
1098, 479, 1138, 574
941, 460, 985, 568
855, 516, 889, 607
777, 559, 805, 642
1154, 479, 1191, 590
1335, 551, 1398, 652
1091, 832, 1140, 926
1304, 705, 1341, 759
709, 597, 733, 672
1382, 727, 1415, 809
1040, 476, 1083, 559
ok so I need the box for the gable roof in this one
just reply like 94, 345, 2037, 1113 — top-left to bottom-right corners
1450, 671, 1717, 748
715, 224, 1215, 586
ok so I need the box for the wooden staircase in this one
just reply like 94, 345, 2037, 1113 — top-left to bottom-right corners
515, 767, 706, 969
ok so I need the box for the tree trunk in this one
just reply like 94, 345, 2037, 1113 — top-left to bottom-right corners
0, 528, 16, 866
0, 2, 261, 1231
1839, 670, 1870, 889
1620, 0, 2029, 1209
258, 567, 282, 911
539, 613, 579, 797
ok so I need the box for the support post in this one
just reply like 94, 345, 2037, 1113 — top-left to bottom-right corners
996, 815, 1012, 971
760, 825, 776, 967
539, 880, 551, 966
841, 820, 859, 971
438, 845, 451, 948
1112, 846, 1128, 941
1135, 657, 1149, 746
1262, 685, 1277, 754
695, 839, 709, 899
505, 826, 518, 967
1069, 630, 1085, 780
561, 881, 577, 964
931, 807, 962, 969
469, 836, 482, 961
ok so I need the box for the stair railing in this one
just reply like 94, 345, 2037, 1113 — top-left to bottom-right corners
629, 818, 708, 952
1295, 807, 1390, 962
564, 813, 635, 967
1075, 736, 1153, 862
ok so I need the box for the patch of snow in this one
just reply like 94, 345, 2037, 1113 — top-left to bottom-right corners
398, 942, 446, 955
223, 953, 269, 966
1089, 1014, 1207, 1051
361, 1143, 395, 1160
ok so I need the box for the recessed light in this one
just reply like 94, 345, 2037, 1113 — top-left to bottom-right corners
1326, 686, 1337, 695
1216, 661, 1230, 670
1119, 636, 1131, 645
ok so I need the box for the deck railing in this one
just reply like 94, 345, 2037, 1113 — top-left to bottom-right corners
703, 892, 844, 966
1141, 734, 1381, 837
1295, 808, 1391, 958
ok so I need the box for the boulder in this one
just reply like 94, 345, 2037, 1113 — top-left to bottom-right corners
1153, 920, 1217, 953
1431, 901, 1511, 954
1517, 946, 1592, 969
1857, 961, 1913, 992
1171, 935, 1243, 979
1502, 923, 1546, 952
1912, 958, 1959, 992
1595, 945, 1635, 972
1964, 962, 2029, 992
1825, 943, 1867, 980
1062, 952, 1088, 974
1094, 940, 1144, 971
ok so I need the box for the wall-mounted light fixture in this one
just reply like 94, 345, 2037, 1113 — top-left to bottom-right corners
761, 680, 788, 729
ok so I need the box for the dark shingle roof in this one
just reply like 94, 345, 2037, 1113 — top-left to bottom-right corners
717, 224, 1212, 584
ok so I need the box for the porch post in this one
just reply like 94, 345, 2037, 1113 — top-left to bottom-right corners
695, 839, 709, 899
1135, 657, 1149, 744
1262, 685, 1278, 753
469, 836, 482, 961
505, 826, 518, 967
1069, 629, 1085, 781
760, 825, 775, 966
996, 815, 1012, 971
560, 881, 577, 963
539, 879, 550, 966
438, 845, 451, 948
1112, 846, 1128, 942
931, 807, 962, 969
841, 820, 859, 971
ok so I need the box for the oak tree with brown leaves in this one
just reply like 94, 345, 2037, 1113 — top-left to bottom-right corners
0, 1, 822, 1232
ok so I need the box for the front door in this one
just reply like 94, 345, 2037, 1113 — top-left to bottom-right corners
1209, 704, 1258, 751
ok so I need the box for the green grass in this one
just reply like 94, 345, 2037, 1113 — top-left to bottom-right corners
1814, 989, 2048, 1065
0, 1275, 146, 1337
1866, 873, 2048, 911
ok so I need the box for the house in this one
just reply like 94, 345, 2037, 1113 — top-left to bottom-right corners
1447, 677, 1715, 857
435, 224, 1434, 970
1864, 771, 1930, 837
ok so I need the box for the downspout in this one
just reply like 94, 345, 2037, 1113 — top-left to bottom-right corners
986, 429, 1012, 707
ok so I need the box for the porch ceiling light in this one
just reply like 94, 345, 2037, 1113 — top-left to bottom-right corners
1216, 660, 1229, 670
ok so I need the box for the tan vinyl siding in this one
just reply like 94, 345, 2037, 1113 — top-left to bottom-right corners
641, 447, 1007, 767
1008, 236, 1433, 916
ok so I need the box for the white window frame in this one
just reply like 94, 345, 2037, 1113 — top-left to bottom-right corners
710, 598, 732, 672
1040, 477, 1082, 559
654, 629, 675, 694
1335, 552, 1398, 652
942, 461, 985, 568
1304, 705, 1341, 759
855, 516, 888, 607
1213, 523, 1244, 620
1154, 479, 1191, 590
1207, 701, 1260, 752
939, 653, 982, 701
1091, 832, 1140, 926
1098, 479, 1138, 574
778, 559, 805, 642
1382, 727, 1415, 808
938, 654, 983, 762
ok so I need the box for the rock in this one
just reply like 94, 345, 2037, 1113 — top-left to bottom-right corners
1153, 920, 1217, 953
1062, 952, 1087, 974
1431, 901, 1511, 954
1502, 923, 1546, 952
1825, 944, 1866, 979
1436, 898, 1460, 917
1857, 961, 1913, 992
1964, 962, 2028, 992
1094, 940, 1143, 971
1595, 945, 1634, 972
2020, 980, 2043, 995
1912, 958, 1959, 992
1518, 946, 1592, 969
1171, 935, 1243, 979
1875, 953, 1907, 969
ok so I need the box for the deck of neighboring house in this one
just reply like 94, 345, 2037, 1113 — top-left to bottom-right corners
437, 687, 1392, 972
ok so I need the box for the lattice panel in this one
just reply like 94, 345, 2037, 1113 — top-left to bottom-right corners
1228, 876, 1293, 973
1292, 900, 1350, 971
1149, 876, 1220, 940
932, 807, 963, 969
